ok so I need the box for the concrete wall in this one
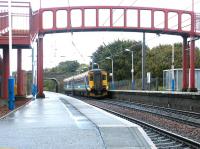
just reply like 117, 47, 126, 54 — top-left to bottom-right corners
109, 90, 200, 112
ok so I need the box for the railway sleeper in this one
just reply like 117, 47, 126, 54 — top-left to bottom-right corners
157, 144, 185, 149
153, 138, 171, 143
147, 134, 160, 138
156, 141, 182, 148
146, 132, 158, 136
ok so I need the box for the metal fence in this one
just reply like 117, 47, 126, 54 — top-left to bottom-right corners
109, 78, 161, 91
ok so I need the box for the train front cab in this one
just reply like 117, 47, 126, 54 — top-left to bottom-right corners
88, 70, 108, 97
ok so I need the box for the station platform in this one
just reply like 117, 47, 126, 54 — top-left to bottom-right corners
0, 92, 155, 149
109, 90, 200, 112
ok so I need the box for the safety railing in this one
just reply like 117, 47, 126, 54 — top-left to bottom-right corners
0, 1, 31, 37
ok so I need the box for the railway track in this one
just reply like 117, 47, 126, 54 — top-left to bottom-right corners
98, 99, 200, 127
84, 99, 200, 149
105, 108, 200, 149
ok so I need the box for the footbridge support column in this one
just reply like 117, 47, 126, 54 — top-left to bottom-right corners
36, 34, 45, 98
189, 36, 197, 92
2, 48, 10, 99
17, 48, 23, 96
182, 37, 188, 91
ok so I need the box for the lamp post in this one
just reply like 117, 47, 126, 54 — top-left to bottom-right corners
8, 0, 12, 76
106, 57, 114, 89
88, 56, 94, 69
125, 49, 134, 90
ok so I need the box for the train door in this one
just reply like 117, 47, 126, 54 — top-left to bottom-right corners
94, 71, 102, 94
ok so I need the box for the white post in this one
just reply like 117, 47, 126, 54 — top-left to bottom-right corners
131, 51, 134, 90
125, 49, 134, 90
32, 45, 35, 84
8, 0, 12, 76
111, 58, 114, 89
40, 0, 42, 9
192, 0, 194, 12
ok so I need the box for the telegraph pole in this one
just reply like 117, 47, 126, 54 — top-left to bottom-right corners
142, 32, 146, 90
171, 44, 175, 91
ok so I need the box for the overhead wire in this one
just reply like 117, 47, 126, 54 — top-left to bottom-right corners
96, 1, 200, 64
112, 0, 200, 46
71, 39, 86, 61
101, 1, 200, 69
66, 0, 87, 63
104, 0, 180, 53
145, 0, 200, 42
64, 0, 200, 65
101, 0, 126, 26
112, 0, 139, 25
184, 0, 200, 11
99, 0, 139, 62
95, 0, 128, 64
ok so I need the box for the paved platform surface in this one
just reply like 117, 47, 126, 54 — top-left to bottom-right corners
0, 92, 155, 149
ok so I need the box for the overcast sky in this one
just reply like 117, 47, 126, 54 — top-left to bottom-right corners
8, 0, 200, 72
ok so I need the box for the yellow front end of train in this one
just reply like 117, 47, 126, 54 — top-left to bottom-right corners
88, 69, 108, 97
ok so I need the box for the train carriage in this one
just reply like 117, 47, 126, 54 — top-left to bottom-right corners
64, 69, 108, 98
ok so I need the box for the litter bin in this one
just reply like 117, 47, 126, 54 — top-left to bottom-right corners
8, 77, 15, 110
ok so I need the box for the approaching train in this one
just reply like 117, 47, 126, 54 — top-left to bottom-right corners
63, 69, 108, 97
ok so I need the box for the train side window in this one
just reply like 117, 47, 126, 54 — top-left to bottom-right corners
102, 75, 107, 80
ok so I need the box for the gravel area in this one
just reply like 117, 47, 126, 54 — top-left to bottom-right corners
83, 99, 200, 143
0, 98, 30, 118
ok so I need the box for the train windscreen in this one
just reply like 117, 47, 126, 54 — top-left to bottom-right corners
94, 72, 102, 90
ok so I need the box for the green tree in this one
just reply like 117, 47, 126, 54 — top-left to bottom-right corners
146, 44, 176, 79
44, 60, 81, 92
146, 43, 200, 79
51, 60, 80, 75
44, 80, 56, 92
76, 63, 89, 73
195, 47, 200, 67
92, 40, 148, 81
42, 41, 200, 92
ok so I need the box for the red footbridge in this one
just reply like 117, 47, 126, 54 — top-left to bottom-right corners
0, 1, 200, 98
